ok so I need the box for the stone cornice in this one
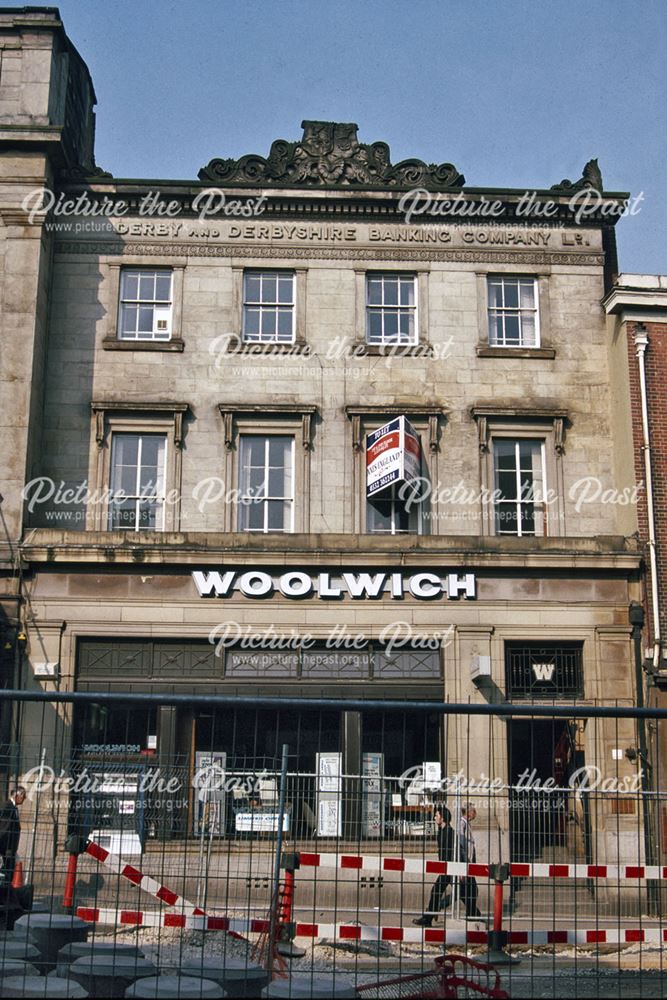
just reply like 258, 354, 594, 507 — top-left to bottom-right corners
18, 529, 641, 573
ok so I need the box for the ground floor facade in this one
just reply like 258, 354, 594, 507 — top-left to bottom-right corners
7, 531, 648, 871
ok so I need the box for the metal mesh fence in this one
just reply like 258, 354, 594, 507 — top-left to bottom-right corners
0, 691, 666, 997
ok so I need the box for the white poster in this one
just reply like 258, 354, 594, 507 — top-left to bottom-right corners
362, 752, 384, 838
318, 799, 341, 838
317, 752, 343, 836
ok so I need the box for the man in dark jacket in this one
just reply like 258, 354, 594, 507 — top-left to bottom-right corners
413, 803, 454, 926
0, 786, 25, 882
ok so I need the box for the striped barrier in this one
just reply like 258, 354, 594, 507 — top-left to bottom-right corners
74, 908, 667, 946
84, 839, 205, 915
298, 851, 667, 882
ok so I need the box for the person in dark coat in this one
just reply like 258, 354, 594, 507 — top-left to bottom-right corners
413, 803, 455, 926
0, 786, 25, 881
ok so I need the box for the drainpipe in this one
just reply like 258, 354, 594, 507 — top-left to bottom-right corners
633, 324, 661, 671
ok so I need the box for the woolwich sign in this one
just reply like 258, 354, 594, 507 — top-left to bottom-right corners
192, 569, 476, 600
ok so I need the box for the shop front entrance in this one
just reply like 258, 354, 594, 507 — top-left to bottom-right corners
508, 718, 587, 864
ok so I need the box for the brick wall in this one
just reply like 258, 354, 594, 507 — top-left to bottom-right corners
627, 320, 667, 642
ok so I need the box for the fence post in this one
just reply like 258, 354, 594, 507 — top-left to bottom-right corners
268, 744, 290, 979
277, 851, 306, 959
62, 835, 86, 914
486, 863, 520, 967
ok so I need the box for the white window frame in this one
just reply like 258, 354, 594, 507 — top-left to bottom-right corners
487, 276, 540, 348
118, 269, 173, 341
237, 434, 295, 533
89, 403, 187, 532
365, 273, 418, 346
109, 432, 168, 532
242, 270, 296, 344
492, 438, 547, 538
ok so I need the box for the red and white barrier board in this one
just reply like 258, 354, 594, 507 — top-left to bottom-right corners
75, 907, 667, 947
298, 851, 667, 882
85, 840, 205, 915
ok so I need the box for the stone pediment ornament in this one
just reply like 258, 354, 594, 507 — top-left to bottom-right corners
550, 158, 603, 193
198, 120, 465, 189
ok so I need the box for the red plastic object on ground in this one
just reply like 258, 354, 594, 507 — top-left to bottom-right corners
354, 954, 508, 999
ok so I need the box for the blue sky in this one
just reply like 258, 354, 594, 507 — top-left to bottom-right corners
54, 0, 666, 273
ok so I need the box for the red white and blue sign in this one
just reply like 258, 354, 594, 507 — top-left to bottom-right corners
366, 416, 422, 499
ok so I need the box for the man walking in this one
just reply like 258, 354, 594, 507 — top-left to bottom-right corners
459, 802, 483, 919
0, 786, 25, 882
413, 803, 455, 927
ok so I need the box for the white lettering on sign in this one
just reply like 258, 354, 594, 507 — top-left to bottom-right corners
192, 570, 476, 601
532, 662, 556, 681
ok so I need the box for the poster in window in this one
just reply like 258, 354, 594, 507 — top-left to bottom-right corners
366, 415, 422, 499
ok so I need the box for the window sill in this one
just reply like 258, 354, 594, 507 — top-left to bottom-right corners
227, 339, 310, 355
355, 343, 432, 357
476, 346, 556, 360
102, 338, 185, 352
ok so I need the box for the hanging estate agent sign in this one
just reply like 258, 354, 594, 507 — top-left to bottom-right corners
192, 569, 476, 600
366, 416, 422, 500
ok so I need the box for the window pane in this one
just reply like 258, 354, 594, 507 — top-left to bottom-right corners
260, 309, 275, 337
262, 275, 277, 303
503, 281, 519, 308
497, 470, 517, 499
367, 278, 382, 305
504, 315, 520, 343
488, 312, 502, 344
494, 440, 515, 467
277, 309, 293, 338
244, 307, 260, 336
268, 466, 285, 497
244, 274, 261, 303
521, 315, 536, 345
239, 499, 264, 532
112, 434, 139, 470
367, 311, 382, 342
278, 276, 293, 303
519, 281, 535, 308
383, 311, 399, 340
269, 436, 291, 467
111, 499, 136, 530
496, 503, 518, 533
138, 500, 161, 530
399, 313, 415, 341
487, 280, 503, 308
244, 437, 266, 465
122, 273, 139, 300
399, 279, 415, 306
267, 500, 287, 531
155, 274, 172, 301
138, 273, 155, 300
520, 504, 535, 535
120, 304, 137, 335
140, 435, 163, 469
138, 306, 154, 333
383, 279, 398, 306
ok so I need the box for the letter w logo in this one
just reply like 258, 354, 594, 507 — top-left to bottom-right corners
532, 662, 555, 682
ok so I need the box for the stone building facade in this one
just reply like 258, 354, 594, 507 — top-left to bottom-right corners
0, 8, 647, 867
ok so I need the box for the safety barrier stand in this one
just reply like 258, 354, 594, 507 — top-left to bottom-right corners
276, 852, 306, 960
485, 863, 520, 967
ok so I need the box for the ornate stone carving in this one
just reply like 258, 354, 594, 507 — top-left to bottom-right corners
550, 158, 603, 193
198, 120, 465, 189
58, 163, 113, 181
